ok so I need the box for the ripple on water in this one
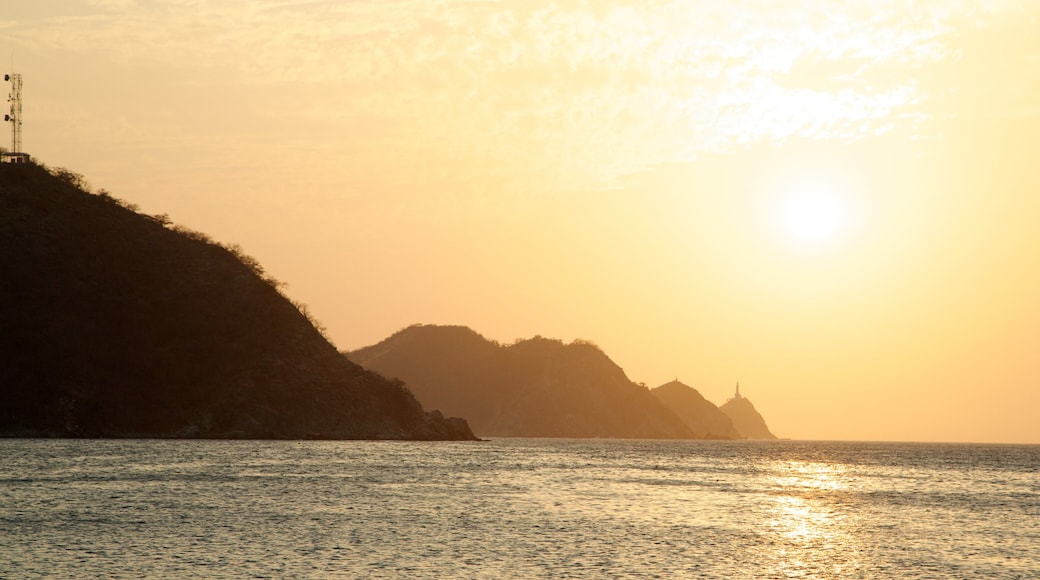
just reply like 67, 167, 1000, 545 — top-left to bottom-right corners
0, 439, 1037, 578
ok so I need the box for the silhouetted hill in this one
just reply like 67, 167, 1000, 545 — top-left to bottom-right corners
347, 324, 698, 438
0, 162, 475, 440
651, 380, 741, 439
719, 390, 777, 440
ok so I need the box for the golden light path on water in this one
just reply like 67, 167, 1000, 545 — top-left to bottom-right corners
502, 443, 886, 576
761, 461, 861, 577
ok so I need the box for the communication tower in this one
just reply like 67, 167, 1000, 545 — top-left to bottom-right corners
3, 72, 28, 163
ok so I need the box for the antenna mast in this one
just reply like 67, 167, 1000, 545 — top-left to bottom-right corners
3, 73, 27, 163
5, 73, 22, 153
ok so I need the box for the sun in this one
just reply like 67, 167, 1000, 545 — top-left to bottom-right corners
783, 190, 846, 243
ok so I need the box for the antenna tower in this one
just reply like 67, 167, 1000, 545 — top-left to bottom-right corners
5, 73, 22, 154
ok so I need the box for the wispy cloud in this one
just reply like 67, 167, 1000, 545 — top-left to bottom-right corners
3, 0, 1031, 194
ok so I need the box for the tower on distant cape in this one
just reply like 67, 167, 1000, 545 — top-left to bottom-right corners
2, 72, 28, 163
734, 382, 742, 399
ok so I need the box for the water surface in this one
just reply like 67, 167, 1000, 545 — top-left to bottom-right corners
1, 439, 1037, 578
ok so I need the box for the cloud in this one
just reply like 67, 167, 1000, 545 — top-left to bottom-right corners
5, 0, 1026, 194
83, 0, 137, 8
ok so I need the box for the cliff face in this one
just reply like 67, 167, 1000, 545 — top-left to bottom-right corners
719, 395, 777, 440
0, 163, 475, 440
347, 324, 697, 439
651, 381, 741, 439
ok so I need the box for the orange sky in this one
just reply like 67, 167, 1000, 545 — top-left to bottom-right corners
4, 1, 1039, 443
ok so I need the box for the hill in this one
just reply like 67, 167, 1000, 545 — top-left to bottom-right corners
719, 387, 777, 440
0, 162, 475, 440
347, 324, 698, 438
651, 380, 741, 439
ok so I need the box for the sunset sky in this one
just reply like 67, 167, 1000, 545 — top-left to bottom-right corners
4, 0, 1039, 443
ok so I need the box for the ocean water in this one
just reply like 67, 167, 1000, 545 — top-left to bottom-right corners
1, 439, 1037, 578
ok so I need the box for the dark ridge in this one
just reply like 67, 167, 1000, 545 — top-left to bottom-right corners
0, 162, 475, 440
348, 324, 698, 439
652, 380, 742, 439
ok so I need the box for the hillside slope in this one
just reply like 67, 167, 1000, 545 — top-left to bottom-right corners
0, 162, 474, 440
348, 324, 697, 439
719, 390, 777, 440
651, 380, 741, 439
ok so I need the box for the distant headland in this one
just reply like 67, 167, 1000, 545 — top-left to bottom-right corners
348, 324, 778, 440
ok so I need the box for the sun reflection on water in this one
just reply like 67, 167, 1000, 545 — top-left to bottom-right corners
769, 460, 850, 493
762, 460, 862, 576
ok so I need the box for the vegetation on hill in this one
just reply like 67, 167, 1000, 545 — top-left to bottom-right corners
347, 324, 703, 438
0, 162, 475, 440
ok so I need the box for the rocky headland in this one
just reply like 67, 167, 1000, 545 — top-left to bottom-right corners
349, 324, 741, 439
0, 162, 475, 440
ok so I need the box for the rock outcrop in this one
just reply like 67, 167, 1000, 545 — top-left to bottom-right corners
0, 162, 475, 440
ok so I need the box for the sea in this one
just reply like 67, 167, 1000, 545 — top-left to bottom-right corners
1, 439, 1037, 579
